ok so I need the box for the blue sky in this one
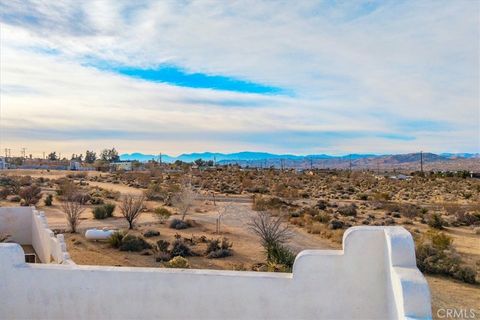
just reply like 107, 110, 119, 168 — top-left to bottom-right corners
0, 1, 478, 156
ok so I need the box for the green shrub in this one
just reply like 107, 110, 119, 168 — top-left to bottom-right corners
44, 194, 53, 206
268, 244, 296, 270
428, 213, 445, 229
165, 256, 189, 268
103, 203, 116, 216
93, 203, 116, 219
119, 235, 151, 252
108, 231, 125, 248
154, 207, 172, 223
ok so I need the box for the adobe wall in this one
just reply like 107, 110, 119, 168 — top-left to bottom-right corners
0, 207, 72, 264
0, 207, 431, 319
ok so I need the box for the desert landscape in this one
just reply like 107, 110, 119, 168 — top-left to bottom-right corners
1, 165, 478, 318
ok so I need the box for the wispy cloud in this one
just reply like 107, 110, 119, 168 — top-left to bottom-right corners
0, 0, 478, 156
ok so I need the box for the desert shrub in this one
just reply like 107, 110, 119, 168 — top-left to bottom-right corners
93, 203, 115, 219
93, 206, 109, 219
72, 193, 91, 205
89, 197, 104, 205
372, 192, 391, 201
416, 231, 477, 284
253, 196, 290, 211
356, 193, 368, 200
428, 213, 446, 229
314, 212, 331, 224
315, 199, 328, 210
154, 207, 172, 223
155, 252, 172, 262
44, 194, 53, 206
337, 204, 357, 216
165, 256, 189, 268
108, 231, 126, 248
268, 243, 296, 270
170, 239, 193, 257
9, 195, 21, 202
307, 222, 323, 234
400, 204, 424, 218
205, 238, 233, 259
19, 185, 42, 206
455, 211, 480, 226
156, 239, 170, 253
104, 203, 116, 215
169, 218, 190, 230
143, 230, 160, 237
119, 235, 151, 252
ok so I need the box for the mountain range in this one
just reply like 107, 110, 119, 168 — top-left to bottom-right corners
120, 151, 479, 163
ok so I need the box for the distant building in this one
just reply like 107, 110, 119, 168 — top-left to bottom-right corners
0, 157, 8, 170
69, 161, 81, 171
110, 161, 133, 171
389, 174, 412, 180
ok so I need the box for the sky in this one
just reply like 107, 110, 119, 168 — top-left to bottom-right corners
0, 0, 479, 157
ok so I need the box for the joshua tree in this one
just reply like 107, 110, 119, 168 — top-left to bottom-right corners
61, 200, 85, 233
120, 194, 145, 229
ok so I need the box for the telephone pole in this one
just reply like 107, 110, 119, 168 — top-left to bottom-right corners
349, 154, 352, 172
21, 148, 26, 159
420, 151, 424, 174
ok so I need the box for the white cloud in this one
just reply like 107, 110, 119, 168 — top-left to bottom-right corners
0, 0, 478, 156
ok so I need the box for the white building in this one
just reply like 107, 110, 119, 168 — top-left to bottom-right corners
110, 161, 133, 171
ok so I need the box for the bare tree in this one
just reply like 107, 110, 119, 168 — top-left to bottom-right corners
172, 185, 196, 221
216, 202, 233, 234
120, 194, 145, 229
248, 211, 292, 260
61, 200, 85, 233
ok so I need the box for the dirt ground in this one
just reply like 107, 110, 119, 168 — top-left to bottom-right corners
2, 169, 479, 315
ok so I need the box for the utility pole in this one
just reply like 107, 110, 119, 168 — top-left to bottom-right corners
420, 151, 424, 174
349, 154, 352, 172
310, 157, 313, 170
21, 148, 26, 159
159, 153, 162, 165
280, 159, 285, 171
43, 152, 45, 159
4, 148, 7, 158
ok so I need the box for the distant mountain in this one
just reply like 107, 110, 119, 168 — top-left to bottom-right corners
440, 153, 479, 159
120, 151, 477, 164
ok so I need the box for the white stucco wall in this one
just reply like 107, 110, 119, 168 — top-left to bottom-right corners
0, 207, 72, 264
0, 207, 431, 319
